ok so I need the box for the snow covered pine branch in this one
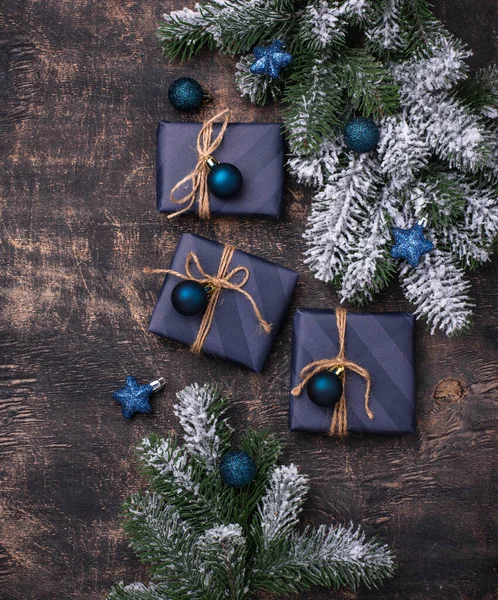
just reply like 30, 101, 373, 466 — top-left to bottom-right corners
158, 0, 498, 335
108, 383, 395, 599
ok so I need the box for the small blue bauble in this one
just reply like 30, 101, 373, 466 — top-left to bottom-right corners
171, 280, 209, 316
307, 371, 343, 408
168, 77, 205, 112
344, 117, 380, 153
219, 451, 257, 488
207, 162, 243, 199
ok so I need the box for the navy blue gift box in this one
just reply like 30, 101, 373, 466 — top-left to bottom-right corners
289, 309, 416, 434
156, 121, 285, 218
148, 233, 298, 373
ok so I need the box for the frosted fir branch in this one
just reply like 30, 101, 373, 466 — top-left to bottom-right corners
301, 523, 394, 579
127, 493, 193, 564
304, 154, 381, 281
255, 523, 395, 593
442, 226, 492, 268
283, 57, 343, 155
392, 34, 471, 95
411, 93, 489, 171
287, 137, 343, 187
138, 436, 199, 495
407, 180, 465, 225
365, 0, 405, 53
400, 250, 474, 335
198, 525, 248, 600
257, 465, 309, 548
463, 182, 498, 239
174, 382, 231, 472
339, 0, 369, 19
377, 116, 431, 189
107, 582, 168, 600
300, 1, 347, 49
339, 186, 397, 302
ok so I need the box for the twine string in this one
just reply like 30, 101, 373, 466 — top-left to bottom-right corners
144, 245, 272, 354
168, 109, 230, 220
290, 307, 373, 437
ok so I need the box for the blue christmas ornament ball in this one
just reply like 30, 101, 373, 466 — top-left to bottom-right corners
171, 280, 209, 316
168, 77, 205, 112
307, 370, 343, 408
344, 117, 380, 153
207, 162, 243, 199
219, 451, 257, 488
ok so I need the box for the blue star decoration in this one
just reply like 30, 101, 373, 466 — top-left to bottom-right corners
113, 376, 154, 419
250, 40, 292, 79
391, 223, 435, 268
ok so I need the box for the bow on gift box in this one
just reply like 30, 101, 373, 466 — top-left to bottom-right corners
168, 109, 230, 220
291, 307, 374, 437
144, 244, 272, 353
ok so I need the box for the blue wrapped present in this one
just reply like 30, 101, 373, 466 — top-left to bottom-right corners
289, 309, 416, 435
147, 234, 298, 373
157, 121, 285, 218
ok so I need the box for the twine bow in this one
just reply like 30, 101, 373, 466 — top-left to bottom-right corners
144, 245, 272, 354
168, 109, 230, 220
291, 308, 373, 437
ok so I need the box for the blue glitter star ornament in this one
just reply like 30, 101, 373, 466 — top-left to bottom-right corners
113, 376, 166, 420
391, 221, 435, 268
250, 40, 292, 79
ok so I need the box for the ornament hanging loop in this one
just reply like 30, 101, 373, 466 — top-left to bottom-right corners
149, 377, 166, 392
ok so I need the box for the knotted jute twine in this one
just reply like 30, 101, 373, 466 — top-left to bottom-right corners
291, 307, 373, 437
144, 245, 272, 354
168, 109, 230, 220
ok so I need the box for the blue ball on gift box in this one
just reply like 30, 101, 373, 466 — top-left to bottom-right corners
168, 77, 205, 112
219, 450, 257, 488
344, 117, 380, 153
171, 280, 209, 316
307, 370, 343, 408
207, 162, 243, 199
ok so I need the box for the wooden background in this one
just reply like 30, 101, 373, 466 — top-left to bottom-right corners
1, 1, 497, 598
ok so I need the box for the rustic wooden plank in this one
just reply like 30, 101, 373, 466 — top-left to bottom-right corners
1, 1, 497, 599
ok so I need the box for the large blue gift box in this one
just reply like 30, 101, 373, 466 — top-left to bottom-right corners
148, 234, 298, 373
157, 121, 285, 218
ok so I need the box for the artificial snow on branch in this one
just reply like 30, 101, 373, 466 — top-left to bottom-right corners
158, 0, 498, 335
108, 383, 395, 599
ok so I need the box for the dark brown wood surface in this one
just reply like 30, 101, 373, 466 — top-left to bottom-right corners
1, 1, 497, 599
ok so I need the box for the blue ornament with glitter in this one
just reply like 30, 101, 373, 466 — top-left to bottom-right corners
391, 219, 435, 268
113, 376, 166, 419
250, 40, 292, 79
219, 450, 257, 488
168, 77, 206, 112
343, 117, 380, 153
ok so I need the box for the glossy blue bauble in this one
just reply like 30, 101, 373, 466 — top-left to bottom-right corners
307, 371, 343, 408
219, 450, 257, 488
168, 77, 205, 112
171, 280, 209, 316
207, 163, 243, 199
343, 117, 380, 153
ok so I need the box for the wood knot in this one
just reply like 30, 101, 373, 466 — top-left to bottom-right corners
433, 378, 466, 404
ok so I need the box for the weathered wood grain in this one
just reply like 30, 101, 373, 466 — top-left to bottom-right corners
1, 1, 497, 599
